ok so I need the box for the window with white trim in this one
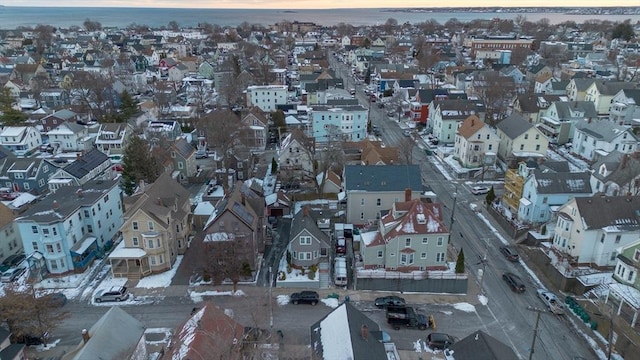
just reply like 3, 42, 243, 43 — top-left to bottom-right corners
436, 252, 445, 262
421, 252, 427, 259
377, 250, 383, 258
437, 237, 444, 246
299, 236, 311, 245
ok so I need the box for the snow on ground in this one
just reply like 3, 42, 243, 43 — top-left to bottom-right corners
469, 203, 478, 211
452, 302, 476, 313
31, 338, 61, 352
189, 289, 245, 303
429, 158, 454, 181
321, 298, 339, 308
478, 295, 488, 306
277, 294, 290, 306
136, 256, 183, 289
413, 339, 422, 352
439, 310, 453, 315
476, 213, 509, 246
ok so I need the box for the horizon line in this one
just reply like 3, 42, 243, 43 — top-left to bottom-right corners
1, 5, 639, 9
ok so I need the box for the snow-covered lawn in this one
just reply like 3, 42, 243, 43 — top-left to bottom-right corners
189, 289, 245, 303
136, 256, 183, 289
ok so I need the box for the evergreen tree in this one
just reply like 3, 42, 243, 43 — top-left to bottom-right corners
119, 90, 138, 119
271, 157, 278, 174
485, 186, 496, 205
455, 248, 465, 274
120, 136, 162, 195
612, 21, 635, 41
0, 88, 27, 126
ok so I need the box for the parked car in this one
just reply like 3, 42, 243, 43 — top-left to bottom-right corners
374, 296, 406, 308
2, 254, 25, 268
1, 267, 26, 283
11, 332, 49, 346
94, 286, 129, 303
500, 246, 520, 262
426, 333, 456, 350
470, 185, 491, 195
536, 289, 565, 315
502, 272, 526, 293
42, 292, 67, 307
290, 291, 319, 305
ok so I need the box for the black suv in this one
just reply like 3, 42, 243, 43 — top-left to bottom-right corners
374, 296, 406, 308
290, 291, 319, 305
500, 246, 520, 262
426, 333, 456, 350
502, 272, 526, 293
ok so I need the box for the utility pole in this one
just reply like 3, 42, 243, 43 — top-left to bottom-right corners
475, 254, 488, 295
448, 184, 458, 245
526, 306, 548, 360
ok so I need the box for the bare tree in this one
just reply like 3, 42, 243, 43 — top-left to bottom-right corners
206, 239, 251, 293
398, 136, 415, 164
473, 71, 515, 124
196, 109, 246, 169
66, 71, 118, 120
0, 283, 69, 345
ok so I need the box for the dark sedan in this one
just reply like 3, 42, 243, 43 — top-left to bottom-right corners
374, 296, 406, 308
502, 272, 526, 293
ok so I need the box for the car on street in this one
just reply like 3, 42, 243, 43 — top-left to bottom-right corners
502, 272, 526, 293
1, 267, 26, 283
500, 246, 520, 262
403, 130, 412, 137
536, 289, 565, 315
41, 292, 67, 307
2, 254, 25, 269
94, 286, 129, 303
374, 296, 406, 308
290, 291, 319, 305
426, 333, 456, 350
470, 185, 491, 195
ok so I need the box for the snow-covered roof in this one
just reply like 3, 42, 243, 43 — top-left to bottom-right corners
319, 304, 353, 360
360, 231, 377, 246
193, 201, 215, 216
108, 241, 146, 259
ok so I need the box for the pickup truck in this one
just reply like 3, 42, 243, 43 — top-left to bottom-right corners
386, 306, 428, 330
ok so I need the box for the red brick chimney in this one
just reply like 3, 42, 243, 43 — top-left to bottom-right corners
361, 324, 369, 341
404, 188, 411, 202
303, 206, 309, 217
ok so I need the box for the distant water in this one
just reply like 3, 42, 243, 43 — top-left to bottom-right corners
0, 7, 639, 29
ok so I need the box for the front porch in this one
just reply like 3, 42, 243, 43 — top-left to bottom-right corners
108, 241, 151, 280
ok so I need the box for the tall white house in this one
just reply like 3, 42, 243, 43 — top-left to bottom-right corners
310, 105, 368, 144
246, 85, 288, 112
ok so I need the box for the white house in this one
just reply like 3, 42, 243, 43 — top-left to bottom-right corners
46, 121, 94, 153
454, 115, 499, 169
0, 126, 42, 156
429, 99, 483, 144
246, 85, 288, 112
310, 105, 368, 144
572, 120, 638, 162
552, 195, 640, 267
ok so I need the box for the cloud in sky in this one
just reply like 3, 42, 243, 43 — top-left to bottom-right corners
4, 1, 640, 8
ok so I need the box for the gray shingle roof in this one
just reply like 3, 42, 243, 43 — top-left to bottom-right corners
532, 170, 592, 194
575, 120, 637, 142
449, 330, 518, 360
68, 307, 144, 360
575, 195, 640, 230
16, 179, 118, 223
496, 113, 533, 139
289, 209, 330, 246
553, 101, 597, 120
344, 165, 422, 192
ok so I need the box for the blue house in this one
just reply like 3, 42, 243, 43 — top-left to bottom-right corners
0, 158, 52, 194
15, 179, 123, 275
517, 170, 592, 225
311, 105, 368, 144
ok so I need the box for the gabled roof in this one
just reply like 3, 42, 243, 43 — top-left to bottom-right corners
289, 208, 330, 247
575, 120, 637, 142
62, 149, 110, 179
592, 81, 638, 96
569, 78, 596, 92
496, 113, 533, 140
310, 302, 387, 360
369, 199, 447, 246
553, 101, 598, 119
67, 307, 144, 360
167, 302, 244, 360
344, 165, 422, 192
619, 88, 640, 104
171, 137, 195, 159
532, 170, 592, 194
126, 172, 191, 228
456, 115, 485, 139
574, 195, 640, 230
448, 330, 518, 360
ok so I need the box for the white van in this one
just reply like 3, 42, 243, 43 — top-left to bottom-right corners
334, 257, 347, 286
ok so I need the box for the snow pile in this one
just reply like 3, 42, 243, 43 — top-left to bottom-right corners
189, 289, 245, 303
413, 339, 422, 352
276, 294, 290, 306
452, 302, 476, 313
321, 298, 339, 308
440, 310, 453, 315
136, 256, 183, 289
478, 295, 488, 306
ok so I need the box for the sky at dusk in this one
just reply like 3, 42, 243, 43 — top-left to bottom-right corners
2, 1, 639, 8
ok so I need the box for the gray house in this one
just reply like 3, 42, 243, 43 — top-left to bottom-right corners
344, 165, 423, 226
288, 207, 330, 268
